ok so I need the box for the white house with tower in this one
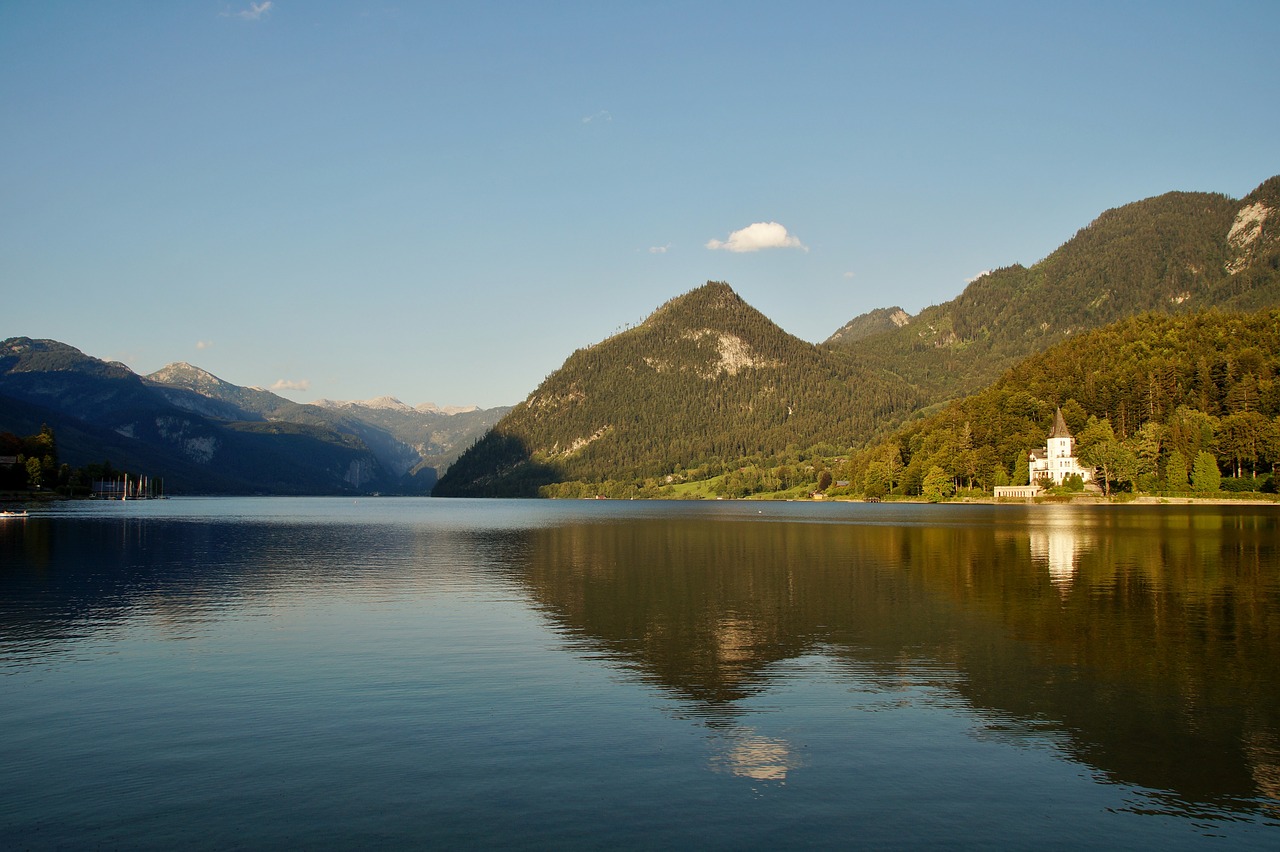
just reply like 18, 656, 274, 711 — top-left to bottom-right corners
995, 408, 1095, 499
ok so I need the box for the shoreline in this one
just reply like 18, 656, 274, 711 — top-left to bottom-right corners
958, 495, 1280, 506
818, 493, 1280, 507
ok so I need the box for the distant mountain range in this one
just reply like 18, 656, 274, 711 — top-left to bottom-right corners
315, 397, 480, 416
438, 175, 1280, 496
0, 341, 508, 495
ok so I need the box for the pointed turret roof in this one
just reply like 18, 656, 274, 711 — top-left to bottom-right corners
1048, 408, 1072, 439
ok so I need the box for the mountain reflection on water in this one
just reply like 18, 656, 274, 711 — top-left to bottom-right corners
504, 505, 1280, 811
2, 499, 1279, 839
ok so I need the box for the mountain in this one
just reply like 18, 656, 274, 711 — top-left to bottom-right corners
144, 362, 425, 485
826, 306, 911, 345
307, 396, 510, 484
315, 397, 480, 416
826, 176, 1280, 401
0, 338, 389, 494
13, 176, 1278, 498
439, 176, 1280, 498
145, 362, 291, 421
142, 362, 508, 491
1, 339, 508, 494
434, 282, 923, 496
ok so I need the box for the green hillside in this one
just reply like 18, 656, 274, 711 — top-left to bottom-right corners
842, 309, 1280, 498
435, 282, 922, 496
829, 176, 1280, 401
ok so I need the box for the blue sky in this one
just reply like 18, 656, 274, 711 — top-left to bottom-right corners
3, 1, 1278, 409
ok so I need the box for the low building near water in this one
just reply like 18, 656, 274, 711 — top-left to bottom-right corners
995, 484, 1043, 499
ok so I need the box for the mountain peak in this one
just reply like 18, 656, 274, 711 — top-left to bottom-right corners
312, 397, 482, 416
415, 402, 480, 415
825, 307, 912, 345
435, 280, 890, 496
1, 336, 133, 379
360, 396, 412, 411
313, 397, 411, 413
149, 361, 216, 381
645, 281, 746, 328
147, 362, 239, 395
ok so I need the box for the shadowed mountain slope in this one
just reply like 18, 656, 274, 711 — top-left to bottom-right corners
0, 338, 389, 494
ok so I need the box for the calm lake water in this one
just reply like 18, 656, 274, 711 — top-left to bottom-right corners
2, 498, 1278, 849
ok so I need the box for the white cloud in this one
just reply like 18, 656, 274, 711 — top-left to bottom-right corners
271, 378, 310, 392
581, 110, 612, 124
966, 270, 992, 284
196, 340, 213, 350
648, 243, 672, 254
229, 2, 272, 21
706, 222, 807, 253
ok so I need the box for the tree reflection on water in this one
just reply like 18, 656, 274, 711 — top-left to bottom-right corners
507, 506, 1280, 813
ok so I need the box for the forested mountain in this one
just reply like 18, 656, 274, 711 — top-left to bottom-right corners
826, 306, 911, 345
440, 176, 1280, 498
827, 176, 1280, 401
434, 282, 923, 496
841, 309, 1280, 498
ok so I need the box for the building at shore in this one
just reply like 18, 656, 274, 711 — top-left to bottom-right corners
994, 409, 1095, 499
1030, 409, 1094, 487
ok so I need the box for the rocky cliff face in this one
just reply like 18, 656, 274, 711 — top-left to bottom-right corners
1227, 177, 1280, 275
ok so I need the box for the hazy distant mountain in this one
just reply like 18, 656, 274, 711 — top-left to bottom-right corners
308, 396, 510, 484
143, 363, 508, 491
1, 339, 389, 494
315, 396, 481, 416
0, 339, 509, 494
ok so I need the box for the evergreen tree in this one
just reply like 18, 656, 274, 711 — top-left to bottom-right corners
1192, 451, 1222, 493
1165, 449, 1190, 491
992, 466, 1011, 488
1012, 453, 1030, 486
1128, 422, 1164, 490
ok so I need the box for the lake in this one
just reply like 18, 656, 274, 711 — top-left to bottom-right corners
2, 497, 1278, 849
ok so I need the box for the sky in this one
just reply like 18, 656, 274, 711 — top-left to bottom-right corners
3, 1, 1278, 409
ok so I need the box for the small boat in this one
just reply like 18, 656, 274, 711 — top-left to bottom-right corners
1, 510, 29, 519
